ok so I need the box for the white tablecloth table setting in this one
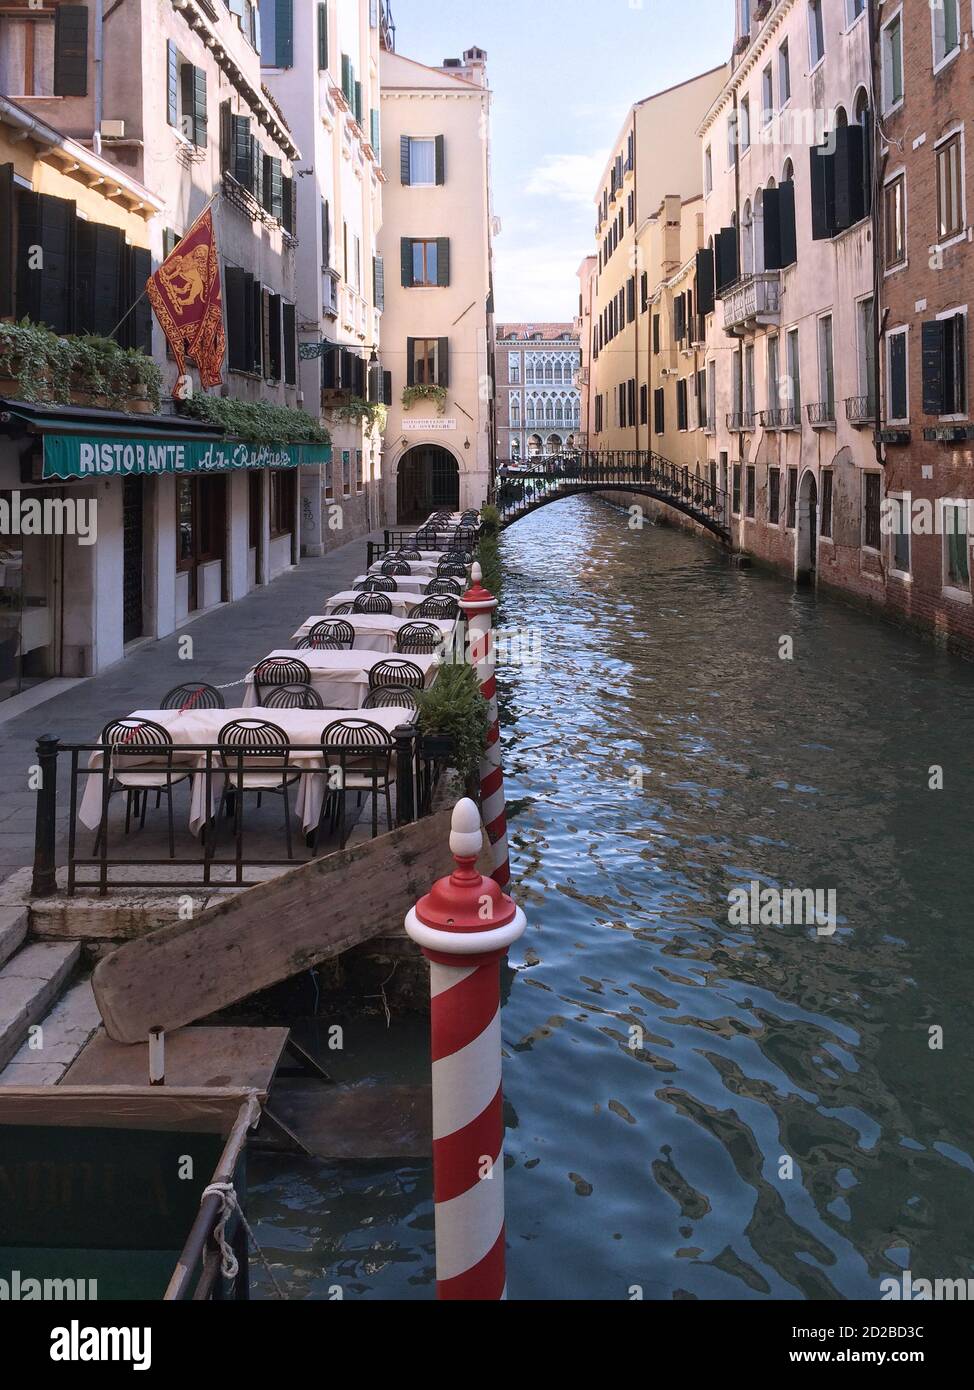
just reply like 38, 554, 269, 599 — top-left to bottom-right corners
290, 612, 457, 653
321, 590, 421, 618
77, 704, 415, 837
242, 648, 441, 710
368, 559, 443, 579
351, 572, 439, 595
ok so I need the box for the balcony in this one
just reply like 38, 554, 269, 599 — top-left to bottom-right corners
806, 400, 836, 429
727, 411, 757, 432
573, 367, 589, 387
845, 395, 876, 427
322, 269, 340, 318
722, 270, 781, 335
762, 406, 800, 431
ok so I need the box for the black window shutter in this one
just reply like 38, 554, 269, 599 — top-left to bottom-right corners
763, 187, 782, 269
252, 139, 263, 205
125, 245, 153, 354
922, 321, 946, 415
225, 267, 247, 371
434, 135, 446, 185
0, 164, 13, 319
322, 345, 337, 390
276, 0, 294, 67
436, 237, 451, 286
193, 66, 208, 148
77, 223, 123, 336
220, 101, 232, 173
54, 5, 89, 98
652, 313, 660, 354
321, 199, 331, 263
400, 136, 411, 185
382, 369, 393, 406
889, 333, 907, 419
437, 337, 449, 386
809, 145, 835, 240
833, 124, 864, 232
252, 279, 263, 374
779, 180, 797, 266
696, 248, 715, 316
167, 40, 179, 128
674, 293, 686, 341
18, 192, 76, 334
401, 237, 413, 287
268, 293, 283, 381
317, 4, 329, 69
406, 337, 416, 385
283, 302, 297, 385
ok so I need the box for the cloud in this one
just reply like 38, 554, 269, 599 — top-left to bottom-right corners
523, 151, 604, 206
493, 241, 586, 321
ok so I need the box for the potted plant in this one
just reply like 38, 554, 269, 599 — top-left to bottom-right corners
332, 397, 388, 437
416, 662, 490, 798
401, 383, 447, 415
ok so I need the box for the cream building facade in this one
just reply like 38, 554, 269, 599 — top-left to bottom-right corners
377, 45, 495, 522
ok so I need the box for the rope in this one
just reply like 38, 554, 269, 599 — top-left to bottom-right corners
200, 1181, 287, 1299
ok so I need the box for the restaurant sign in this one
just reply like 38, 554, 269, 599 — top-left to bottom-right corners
41, 434, 331, 480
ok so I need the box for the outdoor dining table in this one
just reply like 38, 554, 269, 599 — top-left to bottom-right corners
290, 612, 457, 653
352, 572, 437, 595
322, 590, 421, 618
77, 705, 412, 837
242, 648, 441, 709
367, 559, 444, 578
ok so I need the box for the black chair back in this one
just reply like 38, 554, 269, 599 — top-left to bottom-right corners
362, 686, 420, 711
368, 657, 426, 691
253, 656, 311, 702
353, 593, 393, 614
413, 595, 459, 619
263, 685, 325, 710
396, 622, 442, 654
160, 682, 225, 711
308, 619, 355, 649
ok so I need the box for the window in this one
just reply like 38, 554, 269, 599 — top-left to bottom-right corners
881, 12, 904, 112
727, 112, 738, 169
732, 464, 741, 516
821, 470, 833, 538
408, 239, 439, 287
932, 0, 961, 70
889, 493, 911, 575
270, 469, 296, 538
402, 136, 442, 186
260, 0, 294, 67
740, 97, 751, 152
808, 0, 825, 68
762, 65, 774, 124
857, 297, 875, 405
767, 335, 780, 414
846, 0, 866, 22
640, 384, 648, 425
786, 327, 801, 415
704, 145, 713, 196
356, 449, 364, 494
922, 312, 967, 416
745, 465, 756, 518
677, 378, 689, 432
887, 327, 909, 422
943, 501, 970, 592
707, 360, 716, 431
863, 473, 882, 551
225, 268, 265, 374
744, 344, 755, 420
817, 314, 834, 415
884, 174, 906, 268
341, 449, 351, 497
936, 133, 964, 243
786, 467, 798, 529
654, 387, 665, 434
0, 13, 56, 96
769, 468, 781, 525
167, 43, 208, 148
408, 336, 448, 387
778, 39, 791, 106
509, 353, 520, 384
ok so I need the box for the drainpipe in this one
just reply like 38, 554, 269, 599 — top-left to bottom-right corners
93, 0, 104, 157
868, 0, 885, 471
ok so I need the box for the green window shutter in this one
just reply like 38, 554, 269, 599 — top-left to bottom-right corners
166, 41, 179, 128
232, 115, 251, 185
193, 66, 208, 148
219, 100, 232, 173
276, 0, 294, 67
282, 175, 295, 236
434, 135, 445, 185
262, 154, 272, 213
406, 337, 416, 386
317, 3, 328, 69
370, 109, 380, 158
252, 138, 263, 203
436, 238, 450, 287
54, 5, 89, 97
400, 136, 411, 185
373, 254, 385, 311
401, 237, 413, 287
354, 81, 362, 125
341, 54, 351, 102
271, 158, 284, 221
437, 337, 449, 387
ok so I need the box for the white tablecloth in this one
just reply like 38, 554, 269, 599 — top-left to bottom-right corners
368, 559, 442, 578
323, 591, 421, 618
352, 573, 434, 595
78, 705, 412, 836
243, 648, 440, 710
291, 613, 457, 653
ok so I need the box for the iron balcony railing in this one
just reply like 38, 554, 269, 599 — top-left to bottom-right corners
727, 411, 756, 432
761, 406, 801, 430
846, 394, 877, 426
722, 270, 781, 333
806, 400, 836, 427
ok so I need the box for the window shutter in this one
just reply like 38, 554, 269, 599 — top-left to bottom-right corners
714, 227, 738, 293
17, 192, 76, 334
674, 293, 686, 342
283, 302, 297, 386
268, 294, 283, 381
54, 5, 89, 97
317, 3, 328, 70
270, 157, 283, 220
382, 370, 393, 406
232, 116, 251, 185
225, 267, 247, 371
252, 139, 263, 204
167, 41, 179, 128
652, 313, 660, 354
695, 248, 715, 317
833, 124, 865, 232
76, 221, 123, 336
922, 320, 946, 415
276, 0, 294, 67
809, 144, 835, 240
373, 254, 385, 311
763, 187, 782, 269
778, 179, 797, 266
321, 199, 331, 264
434, 135, 446, 185
889, 333, 907, 420
406, 337, 416, 385
401, 238, 413, 287
436, 237, 451, 286
179, 62, 195, 143
220, 100, 232, 173
193, 66, 208, 148
400, 136, 411, 185
341, 54, 351, 98
354, 81, 363, 125
252, 277, 264, 375
126, 245, 153, 354
437, 337, 449, 386
0, 164, 13, 320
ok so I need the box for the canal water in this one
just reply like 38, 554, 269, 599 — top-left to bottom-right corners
249, 495, 974, 1300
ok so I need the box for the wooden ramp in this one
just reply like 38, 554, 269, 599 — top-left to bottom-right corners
63, 1026, 290, 1096
93, 807, 472, 1045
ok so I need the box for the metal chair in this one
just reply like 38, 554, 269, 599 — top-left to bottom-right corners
414, 528, 439, 549
253, 656, 312, 704
380, 559, 411, 576
160, 682, 225, 711
437, 561, 467, 579
413, 595, 459, 620
425, 577, 462, 596
215, 718, 300, 860
395, 622, 443, 655
445, 549, 472, 565
353, 592, 393, 615
262, 684, 325, 710
320, 718, 396, 846
396, 548, 422, 561
368, 657, 426, 692
329, 602, 356, 614
362, 686, 420, 712
96, 718, 190, 858
307, 619, 355, 650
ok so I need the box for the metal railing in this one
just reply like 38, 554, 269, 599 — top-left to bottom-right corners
727, 411, 756, 432
846, 394, 877, 425
367, 524, 482, 567
494, 451, 730, 539
806, 400, 836, 427
761, 406, 801, 430
32, 728, 444, 896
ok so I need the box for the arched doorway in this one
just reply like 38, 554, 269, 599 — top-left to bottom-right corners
396, 444, 460, 523
797, 470, 818, 581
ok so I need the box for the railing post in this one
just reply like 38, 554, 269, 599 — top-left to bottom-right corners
394, 724, 417, 824
32, 735, 59, 899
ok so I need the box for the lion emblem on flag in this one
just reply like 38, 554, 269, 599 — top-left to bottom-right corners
156, 244, 211, 310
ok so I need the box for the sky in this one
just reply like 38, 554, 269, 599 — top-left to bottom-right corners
389, 0, 735, 323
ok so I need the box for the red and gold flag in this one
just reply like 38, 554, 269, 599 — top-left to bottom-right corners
145, 207, 226, 389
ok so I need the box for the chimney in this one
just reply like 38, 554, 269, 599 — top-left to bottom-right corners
444, 46, 488, 87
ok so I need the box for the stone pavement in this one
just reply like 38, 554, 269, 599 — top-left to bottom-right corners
0, 527, 387, 887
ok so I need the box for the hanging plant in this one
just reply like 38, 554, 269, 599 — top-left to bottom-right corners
401, 383, 447, 414
0, 320, 161, 411
332, 397, 388, 436
179, 394, 331, 446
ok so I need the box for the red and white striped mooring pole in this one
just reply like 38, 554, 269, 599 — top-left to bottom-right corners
460, 564, 510, 888
405, 798, 526, 1299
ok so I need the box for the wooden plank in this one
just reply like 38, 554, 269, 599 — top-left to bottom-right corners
62, 1027, 290, 1096
92, 807, 478, 1045
264, 1081, 431, 1160
0, 1085, 259, 1134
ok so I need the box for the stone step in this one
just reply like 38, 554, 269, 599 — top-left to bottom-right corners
0, 907, 28, 970
0, 941, 82, 1074
0, 976, 102, 1086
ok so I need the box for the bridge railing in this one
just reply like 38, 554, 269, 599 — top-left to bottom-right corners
495, 452, 729, 534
